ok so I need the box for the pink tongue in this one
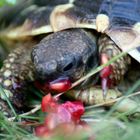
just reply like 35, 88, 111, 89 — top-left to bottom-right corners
49, 77, 72, 92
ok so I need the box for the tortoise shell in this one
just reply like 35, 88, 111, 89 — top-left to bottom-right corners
1, 0, 140, 62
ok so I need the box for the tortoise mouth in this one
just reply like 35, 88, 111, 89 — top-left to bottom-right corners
49, 77, 72, 92
35, 76, 72, 93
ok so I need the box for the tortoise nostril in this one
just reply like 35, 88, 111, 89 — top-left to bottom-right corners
63, 62, 74, 72
45, 60, 57, 75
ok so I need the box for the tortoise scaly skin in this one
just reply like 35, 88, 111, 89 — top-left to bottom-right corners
0, 42, 35, 109
0, 0, 140, 116
98, 35, 131, 96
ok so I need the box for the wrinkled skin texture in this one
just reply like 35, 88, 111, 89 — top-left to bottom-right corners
32, 29, 98, 83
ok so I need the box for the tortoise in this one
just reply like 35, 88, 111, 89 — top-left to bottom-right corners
0, 0, 140, 117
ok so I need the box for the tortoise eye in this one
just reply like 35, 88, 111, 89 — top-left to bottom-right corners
87, 55, 94, 68
63, 62, 74, 72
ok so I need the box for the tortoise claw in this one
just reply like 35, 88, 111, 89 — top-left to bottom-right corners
101, 78, 108, 100
100, 53, 112, 99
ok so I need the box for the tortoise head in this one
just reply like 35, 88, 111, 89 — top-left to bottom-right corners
32, 29, 98, 91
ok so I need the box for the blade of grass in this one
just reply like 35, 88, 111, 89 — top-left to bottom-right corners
0, 85, 17, 117
0, 122, 13, 135
8, 104, 41, 121
104, 79, 140, 118
19, 115, 41, 120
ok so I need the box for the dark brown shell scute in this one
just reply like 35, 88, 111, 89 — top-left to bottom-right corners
0, 0, 32, 27
100, 0, 140, 27
33, 0, 69, 6
74, 0, 102, 15
1, 0, 140, 33
7, 5, 53, 30
11, 5, 39, 27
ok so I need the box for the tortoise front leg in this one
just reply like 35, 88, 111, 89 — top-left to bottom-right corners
98, 35, 131, 98
0, 43, 35, 111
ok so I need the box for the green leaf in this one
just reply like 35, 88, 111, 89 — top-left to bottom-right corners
0, 0, 16, 7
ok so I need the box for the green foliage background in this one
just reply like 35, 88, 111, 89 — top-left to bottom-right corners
0, 0, 16, 6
